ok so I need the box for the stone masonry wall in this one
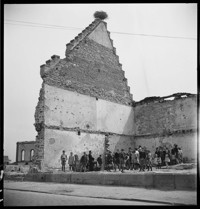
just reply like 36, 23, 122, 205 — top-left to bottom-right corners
133, 94, 198, 162
134, 95, 197, 136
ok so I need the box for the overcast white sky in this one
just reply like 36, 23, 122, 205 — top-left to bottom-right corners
4, 3, 197, 162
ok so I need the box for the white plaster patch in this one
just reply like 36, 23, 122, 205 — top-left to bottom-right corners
88, 22, 113, 49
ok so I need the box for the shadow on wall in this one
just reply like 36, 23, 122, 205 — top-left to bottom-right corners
109, 111, 135, 153
72, 133, 104, 159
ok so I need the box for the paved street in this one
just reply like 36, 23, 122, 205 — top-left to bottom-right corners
3, 180, 197, 206
4, 190, 167, 206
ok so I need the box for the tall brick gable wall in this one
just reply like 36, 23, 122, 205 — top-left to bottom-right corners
42, 38, 132, 106
34, 19, 134, 169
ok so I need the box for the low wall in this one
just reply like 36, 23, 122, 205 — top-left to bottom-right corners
9, 172, 196, 191
4, 165, 30, 173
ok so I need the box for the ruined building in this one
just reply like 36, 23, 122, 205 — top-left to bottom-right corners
16, 141, 35, 165
31, 16, 197, 170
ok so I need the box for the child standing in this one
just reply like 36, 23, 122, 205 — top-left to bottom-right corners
119, 149, 125, 173
178, 147, 183, 164
165, 148, 170, 169
68, 152, 75, 171
134, 148, 140, 170
74, 154, 79, 172
153, 154, 158, 168
157, 154, 162, 169
139, 147, 146, 172
146, 150, 152, 171
60, 150, 67, 172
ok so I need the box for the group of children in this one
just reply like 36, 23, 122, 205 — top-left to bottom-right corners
153, 144, 183, 169
104, 147, 153, 172
60, 143, 183, 172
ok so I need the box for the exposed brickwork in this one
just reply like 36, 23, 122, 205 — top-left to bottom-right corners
34, 83, 46, 168
34, 83, 45, 129
34, 128, 45, 168
42, 37, 132, 106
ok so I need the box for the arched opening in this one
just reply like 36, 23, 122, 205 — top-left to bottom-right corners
30, 149, 34, 161
21, 150, 25, 161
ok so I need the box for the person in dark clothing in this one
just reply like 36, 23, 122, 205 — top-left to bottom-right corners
160, 147, 166, 166
74, 154, 80, 172
127, 147, 133, 170
88, 150, 94, 171
97, 155, 102, 170
105, 151, 113, 171
155, 147, 161, 158
80, 152, 88, 172
139, 147, 146, 171
143, 146, 148, 169
171, 147, 176, 165
174, 144, 179, 164
156, 147, 163, 168
119, 149, 125, 173
113, 149, 120, 171
171, 144, 178, 165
